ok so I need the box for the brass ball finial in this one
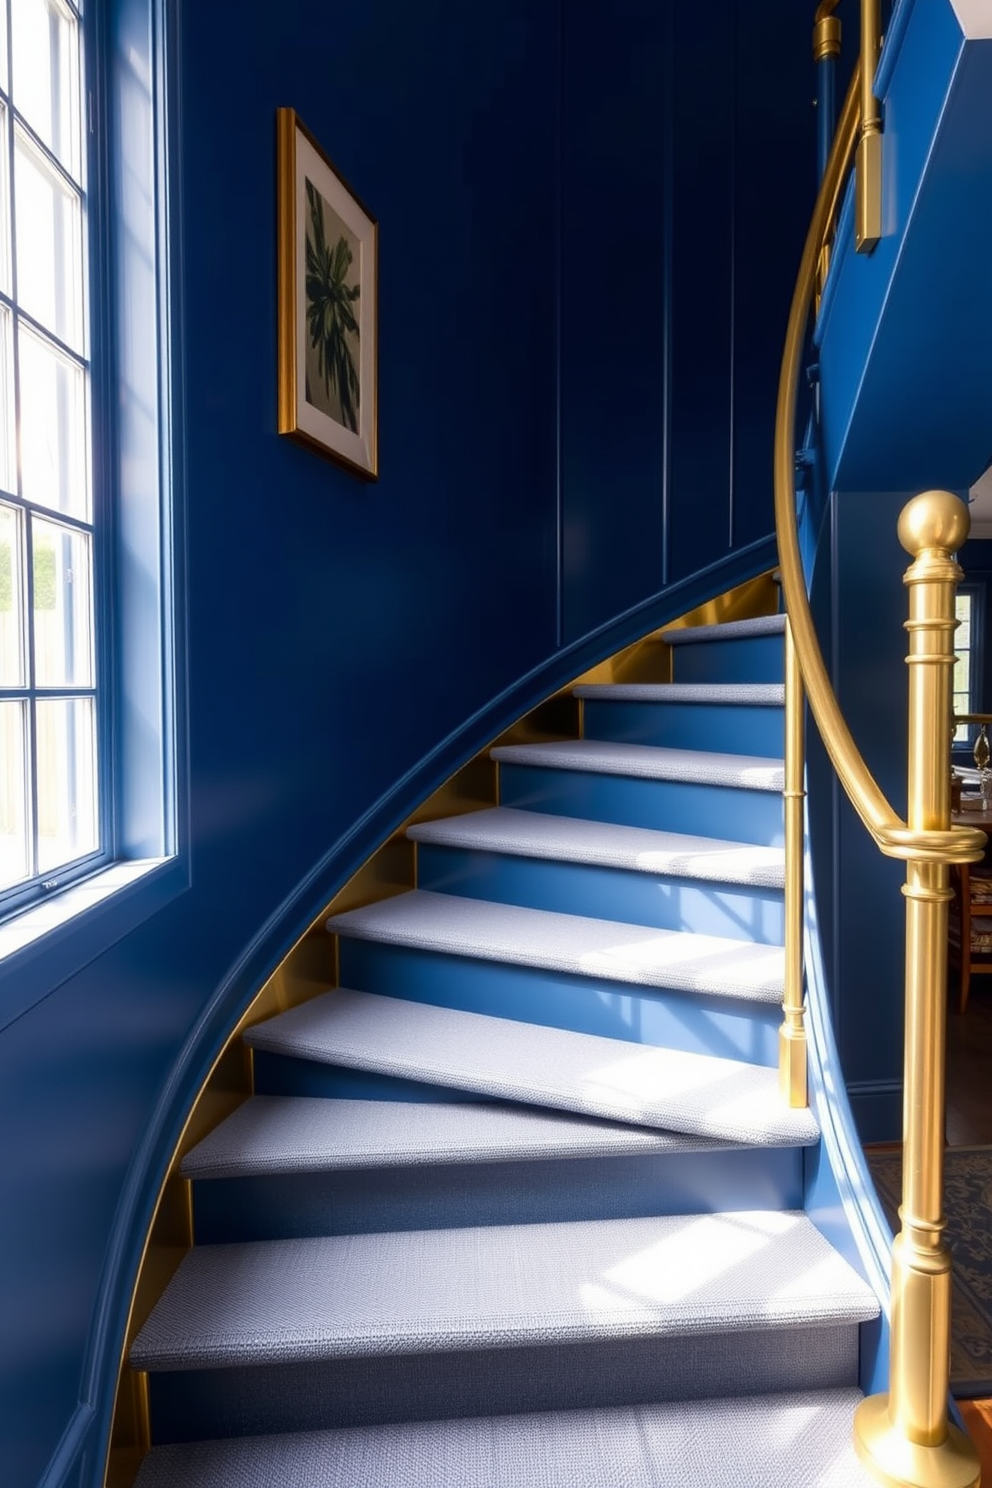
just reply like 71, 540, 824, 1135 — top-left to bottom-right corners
897, 489, 970, 557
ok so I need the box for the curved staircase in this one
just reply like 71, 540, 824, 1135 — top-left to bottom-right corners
127, 612, 881, 1487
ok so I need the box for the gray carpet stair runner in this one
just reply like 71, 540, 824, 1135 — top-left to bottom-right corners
571, 680, 786, 704
408, 806, 786, 886
242, 988, 817, 1144
131, 612, 881, 1486
323, 891, 786, 1001
490, 738, 785, 790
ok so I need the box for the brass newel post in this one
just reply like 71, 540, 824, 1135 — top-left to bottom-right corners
856, 0, 883, 251
854, 491, 979, 1488
780, 619, 808, 1107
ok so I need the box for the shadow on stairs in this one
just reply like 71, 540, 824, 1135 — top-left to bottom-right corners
127, 612, 882, 1487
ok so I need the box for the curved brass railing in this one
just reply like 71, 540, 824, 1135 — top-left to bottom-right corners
773, 69, 986, 870
775, 28, 986, 1488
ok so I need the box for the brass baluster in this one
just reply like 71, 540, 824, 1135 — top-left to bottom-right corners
780, 619, 808, 1107
813, 1, 843, 309
856, 0, 883, 251
853, 490, 979, 1488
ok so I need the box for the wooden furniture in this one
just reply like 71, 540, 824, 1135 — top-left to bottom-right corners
949, 805, 992, 1013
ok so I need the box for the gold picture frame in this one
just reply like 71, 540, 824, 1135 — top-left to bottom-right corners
277, 108, 378, 479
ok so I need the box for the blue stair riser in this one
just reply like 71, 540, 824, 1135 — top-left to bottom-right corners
416, 843, 785, 945
582, 699, 784, 757
336, 940, 782, 1066
251, 1051, 500, 1104
190, 1145, 803, 1244
499, 765, 783, 846
670, 635, 784, 685
143, 1324, 860, 1442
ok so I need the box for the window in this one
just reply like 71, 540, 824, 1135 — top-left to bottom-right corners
953, 586, 982, 747
0, 0, 182, 1008
0, 0, 101, 915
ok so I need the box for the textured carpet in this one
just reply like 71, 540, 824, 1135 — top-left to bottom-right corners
490, 739, 784, 791
662, 614, 787, 644
572, 682, 785, 705
867, 1145, 992, 1396
325, 890, 785, 1001
245, 990, 821, 1145
408, 807, 785, 887
129, 1209, 875, 1371
133, 1387, 879, 1488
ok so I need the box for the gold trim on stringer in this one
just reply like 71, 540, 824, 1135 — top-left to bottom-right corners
104, 569, 779, 1485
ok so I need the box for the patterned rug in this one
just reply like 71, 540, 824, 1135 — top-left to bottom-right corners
867, 1145, 992, 1397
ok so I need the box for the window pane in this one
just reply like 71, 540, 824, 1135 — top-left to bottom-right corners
10, 0, 80, 178
14, 123, 83, 350
954, 654, 969, 695
35, 693, 96, 872
32, 514, 91, 685
18, 323, 88, 516
956, 598, 972, 650
953, 693, 971, 743
0, 103, 11, 300
0, 698, 29, 886
0, 1, 8, 96
0, 499, 23, 683
0, 306, 15, 492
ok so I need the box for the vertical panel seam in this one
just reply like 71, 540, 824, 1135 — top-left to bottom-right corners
555, 0, 565, 648
661, 0, 674, 590
728, 0, 738, 552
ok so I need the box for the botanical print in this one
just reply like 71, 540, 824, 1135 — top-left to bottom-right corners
304, 180, 361, 432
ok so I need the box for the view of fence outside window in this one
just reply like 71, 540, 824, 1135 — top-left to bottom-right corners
0, 0, 96, 903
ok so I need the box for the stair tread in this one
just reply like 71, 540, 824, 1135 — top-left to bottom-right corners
325, 890, 784, 1002
130, 1210, 877, 1370
244, 989, 820, 1146
408, 807, 785, 887
491, 739, 783, 791
182, 1095, 736, 1181
662, 613, 786, 644
132, 1388, 877, 1488
574, 681, 784, 705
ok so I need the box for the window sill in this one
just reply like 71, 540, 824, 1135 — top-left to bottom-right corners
0, 855, 189, 1033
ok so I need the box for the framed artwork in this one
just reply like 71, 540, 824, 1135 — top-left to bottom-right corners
277, 108, 378, 479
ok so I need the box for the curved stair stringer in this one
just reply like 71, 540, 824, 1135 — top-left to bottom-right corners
96, 564, 892, 1488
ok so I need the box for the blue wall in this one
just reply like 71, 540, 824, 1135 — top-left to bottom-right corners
0, 3, 815, 1485
807, 491, 910, 1142
816, 0, 992, 494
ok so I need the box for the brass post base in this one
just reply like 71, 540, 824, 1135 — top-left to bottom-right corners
778, 1023, 808, 1107
854, 1394, 980, 1488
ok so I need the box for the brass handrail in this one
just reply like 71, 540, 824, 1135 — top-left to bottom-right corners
772, 65, 986, 870
813, 0, 842, 63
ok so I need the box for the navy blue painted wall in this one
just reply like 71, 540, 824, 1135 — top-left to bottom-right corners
808, 492, 910, 1143
560, 0, 816, 638
0, 3, 815, 1484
